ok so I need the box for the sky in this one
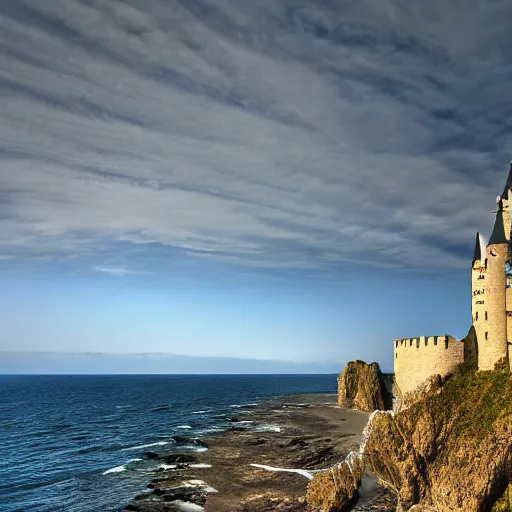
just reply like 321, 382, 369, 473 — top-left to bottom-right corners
1, 0, 512, 374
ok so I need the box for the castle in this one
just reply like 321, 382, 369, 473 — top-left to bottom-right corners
394, 163, 512, 404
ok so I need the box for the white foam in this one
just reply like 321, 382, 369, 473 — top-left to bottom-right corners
127, 458, 143, 464
189, 463, 212, 469
122, 441, 169, 451
229, 403, 258, 409
176, 425, 192, 429
103, 465, 127, 475
158, 464, 177, 470
192, 410, 208, 414
171, 501, 204, 512
256, 425, 282, 433
250, 464, 313, 480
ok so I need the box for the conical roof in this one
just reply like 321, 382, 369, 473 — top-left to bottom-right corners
488, 207, 508, 245
501, 161, 512, 198
472, 232, 485, 262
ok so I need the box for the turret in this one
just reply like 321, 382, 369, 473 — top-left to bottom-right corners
477, 204, 509, 370
472, 232, 487, 348
499, 161, 512, 242
472, 232, 486, 266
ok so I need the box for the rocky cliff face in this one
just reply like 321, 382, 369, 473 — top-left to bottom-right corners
337, 360, 391, 412
308, 367, 512, 512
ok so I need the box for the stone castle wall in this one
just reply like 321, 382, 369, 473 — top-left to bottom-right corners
394, 335, 464, 397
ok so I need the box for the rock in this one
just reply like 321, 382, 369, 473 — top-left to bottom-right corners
143, 451, 160, 459
163, 453, 196, 464
307, 454, 365, 511
171, 435, 208, 448
337, 360, 391, 412
364, 368, 512, 511
171, 435, 189, 444
308, 368, 511, 512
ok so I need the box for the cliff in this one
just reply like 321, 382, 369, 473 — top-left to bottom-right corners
308, 367, 512, 512
337, 360, 391, 412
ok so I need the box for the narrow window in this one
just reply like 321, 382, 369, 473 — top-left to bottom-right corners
395, 340, 398, 348
485, 332, 488, 340
395, 353, 398, 359
410, 339, 413, 346
485, 311, 488, 321
476, 312, 478, 321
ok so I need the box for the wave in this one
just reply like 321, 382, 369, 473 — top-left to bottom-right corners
150, 406, 171, 413
229, 403, 258, 409
176, 425, 192, 429
103, 465, 127, 475
122, 441, 169, 451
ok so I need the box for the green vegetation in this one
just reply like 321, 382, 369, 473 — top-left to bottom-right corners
405, 365, 512, 440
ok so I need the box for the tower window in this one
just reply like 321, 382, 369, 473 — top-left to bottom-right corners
485, 311, 488, 321
485, 332, 489, 340
395, 353, 398, 359
476, 312, 479, 321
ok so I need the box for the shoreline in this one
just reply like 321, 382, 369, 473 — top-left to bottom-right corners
121, 393, 395, 512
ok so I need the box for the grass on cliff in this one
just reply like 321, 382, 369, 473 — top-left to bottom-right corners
407, 365, 511, 440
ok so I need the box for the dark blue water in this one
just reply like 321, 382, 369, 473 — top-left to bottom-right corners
0, 375, 336, 512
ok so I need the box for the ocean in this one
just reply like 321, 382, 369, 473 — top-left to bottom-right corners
0, 374, 337, 512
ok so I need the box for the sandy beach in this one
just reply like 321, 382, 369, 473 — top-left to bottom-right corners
123, 393, 396, 511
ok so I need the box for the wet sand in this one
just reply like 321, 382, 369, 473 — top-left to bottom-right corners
123, 394, 396, 512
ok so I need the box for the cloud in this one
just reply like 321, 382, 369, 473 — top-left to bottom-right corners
92, 266, 143, 276
1, 0, 512, 277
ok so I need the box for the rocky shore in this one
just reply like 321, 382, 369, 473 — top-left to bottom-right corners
121, 394, 396, 512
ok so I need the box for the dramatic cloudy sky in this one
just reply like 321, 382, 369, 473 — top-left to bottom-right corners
1, 0, 512, 373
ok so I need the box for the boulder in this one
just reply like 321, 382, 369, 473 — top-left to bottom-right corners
337, 360, 391, 412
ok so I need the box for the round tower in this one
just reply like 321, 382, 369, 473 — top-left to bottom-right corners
478, 204, 508, 370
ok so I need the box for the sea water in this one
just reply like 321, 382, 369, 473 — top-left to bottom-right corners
0, 374, 336, 512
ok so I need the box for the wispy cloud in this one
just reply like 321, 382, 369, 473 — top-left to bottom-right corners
92, 266, 143, 276
1, 0, 512, 276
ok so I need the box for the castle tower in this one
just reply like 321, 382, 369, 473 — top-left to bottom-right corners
476, 203, 509, 370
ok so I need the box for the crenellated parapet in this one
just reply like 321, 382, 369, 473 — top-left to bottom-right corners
394, 334, 464, 399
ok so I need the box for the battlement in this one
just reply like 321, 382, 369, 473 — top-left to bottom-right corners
394, 334, 464, 399
394, 335, 451, 350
